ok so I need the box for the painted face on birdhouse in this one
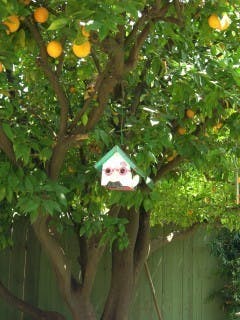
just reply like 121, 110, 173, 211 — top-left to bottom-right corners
101, 153, 139, 190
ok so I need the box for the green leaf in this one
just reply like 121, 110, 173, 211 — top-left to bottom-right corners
17, 197, 41, 214
143, 198, 152, 212
42, 200, 62, 215
6, 187, 13, 203
0, 186, 6, 202
2, 123, 14, 141
81, 113, 88, 126
39, 147, 52, 161
14, 144, 30, 165
25, 199, 40, 213
48, 18, 69, 31
15, 29, 26, 48
24, 176, 33, 193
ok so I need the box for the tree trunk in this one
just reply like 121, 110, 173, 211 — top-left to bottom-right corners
101, 208, 140, 320
70, 295, 97, 320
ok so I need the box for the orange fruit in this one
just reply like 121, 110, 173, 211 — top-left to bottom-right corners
3, 15, 20, 33
208, 14, 221, 30
34, 7, 49, 23
186, 109, 195, 119
82, 26, 90, 38
72, 41, 91, 58
68, 166, 76, 173
46, 40, 63, 58
0, 62, 3, 72
69, 86, 76, 93
215, 122, 223, 129
213, 122, 223, 132
178, 127, 186, 135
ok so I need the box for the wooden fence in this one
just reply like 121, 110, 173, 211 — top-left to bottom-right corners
0, 220, 226, 320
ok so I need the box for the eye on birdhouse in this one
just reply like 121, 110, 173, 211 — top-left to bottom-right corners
94, 146, 146, 191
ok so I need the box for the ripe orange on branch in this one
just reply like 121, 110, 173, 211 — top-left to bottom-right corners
47, 41, 63, 58
177, 127, 186, 135
3, 15, 20, 33
208, 14, 221, 29
0, 63, 3, 72
72, 41, 91, 58
208, 13, 231, 31
186, 109, 195, 119
34, 7, 49, 23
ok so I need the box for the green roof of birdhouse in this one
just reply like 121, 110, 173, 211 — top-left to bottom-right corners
94, 145, 146, 178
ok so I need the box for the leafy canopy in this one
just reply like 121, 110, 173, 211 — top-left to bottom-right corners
0, 0, 240, 248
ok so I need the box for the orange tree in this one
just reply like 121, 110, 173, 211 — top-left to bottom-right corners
0, 0, 240, 319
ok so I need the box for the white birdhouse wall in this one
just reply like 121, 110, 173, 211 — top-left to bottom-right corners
101, 152, 139, 190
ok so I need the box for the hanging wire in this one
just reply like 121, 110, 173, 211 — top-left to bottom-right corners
236, 168, 239, 205
120, 104, 124, 146
233, 144, 239, 205
120, 82, 125, 146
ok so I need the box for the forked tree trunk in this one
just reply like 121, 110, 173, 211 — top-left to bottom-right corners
31, 203, 149, 320
101, 208, 141, 320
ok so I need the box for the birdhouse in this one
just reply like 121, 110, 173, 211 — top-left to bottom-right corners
94, 146, 146, 191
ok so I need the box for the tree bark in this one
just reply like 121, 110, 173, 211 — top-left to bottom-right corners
70, 297, 97, 320
101, 208, 140, 320
0, 280, 65, 320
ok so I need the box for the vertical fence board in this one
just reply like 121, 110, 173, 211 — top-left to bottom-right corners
37, 230, 72, 319
0, 245, 11, 318
162, 240, 174, 320
131, 264, 154, 320
91, 250, 111, 318
182, 232, 193, 320
171, 239, 183, 320
200, 231, 225, 320
150, 248, 164, 320
6, 222, 28, 320
23, 225, 41, 320
193, 227, 204, 320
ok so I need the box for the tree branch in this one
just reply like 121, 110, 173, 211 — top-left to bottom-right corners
0, 280, 65, 320
102, 207, 140, 320
134, 207, 150, 280
48, 139, 69, 180
150, 223, 199, 255
0, 125, 17, 164
32, 214, 75, 310
56, 37, 67, 77
124, 23, 151, 72
80, 205, 120, 296
71, 40, 125, 135
153, 155, 185, 182
25, 18, 69, 138
174, 0, 184, 26
125, 11, 148, 47
124, 3, 173, 72
130, 58, 150, 114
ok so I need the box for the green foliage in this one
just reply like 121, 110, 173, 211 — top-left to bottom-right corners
211, 229, 240, 319
0, 0, 239, 249
148, 161, 237, 228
